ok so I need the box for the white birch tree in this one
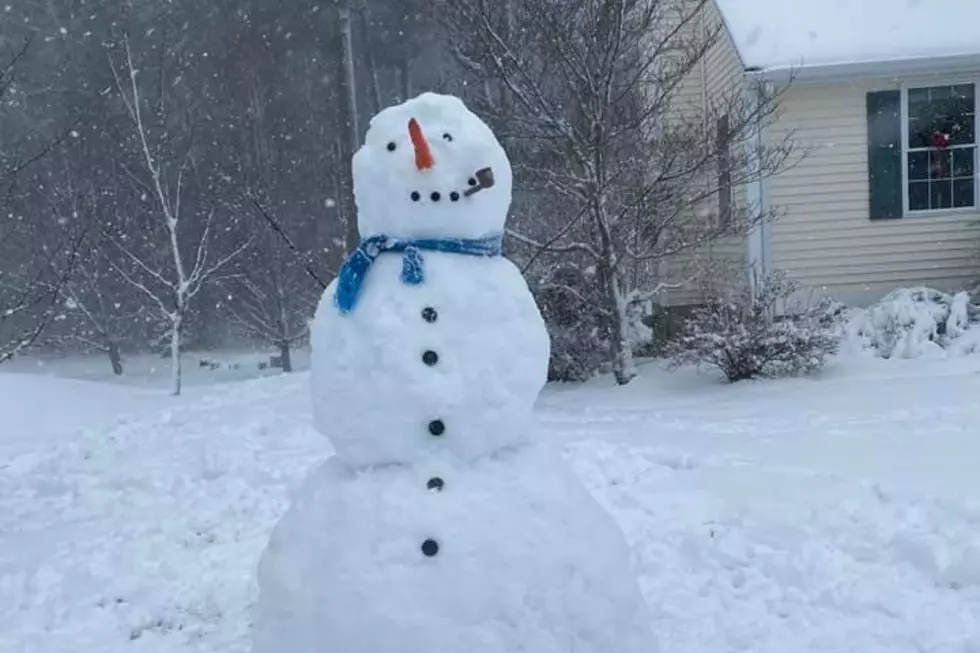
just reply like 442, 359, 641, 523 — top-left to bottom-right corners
108, 36, 247, 395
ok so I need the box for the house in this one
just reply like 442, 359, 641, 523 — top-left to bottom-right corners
664, 0, 980, 307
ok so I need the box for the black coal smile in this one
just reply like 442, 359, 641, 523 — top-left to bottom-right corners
409, 167, 495, 203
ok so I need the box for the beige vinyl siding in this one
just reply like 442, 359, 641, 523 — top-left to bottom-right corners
702, 5, 744, 104
660, 0, 748, 306
768, 77, 980, 305
660, 3, 708, 120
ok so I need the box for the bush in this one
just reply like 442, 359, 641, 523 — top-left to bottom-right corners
667, 272, 844, 382
845, 287, 980, 359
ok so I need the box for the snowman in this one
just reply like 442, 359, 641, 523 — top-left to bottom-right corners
251, 92, 656, 653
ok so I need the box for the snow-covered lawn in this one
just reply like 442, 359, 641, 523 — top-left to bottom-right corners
2, 349, 310, 389
3, 353, 980, 652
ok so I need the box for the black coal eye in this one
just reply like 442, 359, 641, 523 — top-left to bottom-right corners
443, 133, 453, 142
386, 142, 396, 152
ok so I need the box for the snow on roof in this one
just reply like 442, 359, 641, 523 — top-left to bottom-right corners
715, 0, 980, 71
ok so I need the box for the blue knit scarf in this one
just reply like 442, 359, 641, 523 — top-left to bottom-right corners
334, 233, 503, 314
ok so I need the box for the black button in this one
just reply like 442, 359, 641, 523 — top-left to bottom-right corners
428, 419, 445, 436
410, 191, 421, 202
422, 350, 439, 366
467, 177, 477, 187
421, 307, 438, 323
430, 192, 441, 202
421, 539, 439, 557
427, 477, 445, 492
450, 191, 460, 202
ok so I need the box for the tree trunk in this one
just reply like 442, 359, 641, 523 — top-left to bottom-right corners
278, 340, 293, 373
108, 341, 124, 376
601, 263, 636, 385
170, 315, 183, 396
337, 5, 361, 252
338, 8, 359, 152
498, 0, 514, 112
358, 7, 383, 115
399, 59, 412, 102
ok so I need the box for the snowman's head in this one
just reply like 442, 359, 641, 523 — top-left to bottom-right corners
352, 92, 512, 241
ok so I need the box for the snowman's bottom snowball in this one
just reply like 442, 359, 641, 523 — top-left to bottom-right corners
251, 445, 656, 653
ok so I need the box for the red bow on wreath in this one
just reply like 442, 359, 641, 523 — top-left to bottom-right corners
930, 131, 949, 149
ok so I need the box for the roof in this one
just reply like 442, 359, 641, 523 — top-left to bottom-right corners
714, 0, 980, 75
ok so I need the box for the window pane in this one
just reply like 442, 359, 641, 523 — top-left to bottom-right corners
953, 178, 975, 207
908, 88, 930, 148
909, 88, 929, 106
931, 179, 952, 209
953, 84, 975, 101
906, 84, 977, 149
953, 148, 975, 177
908, 151, 929, 180
946, 99, 975, 146
909, 118, 928, 149
929, 149, 952, 179
909, 181, 930, 210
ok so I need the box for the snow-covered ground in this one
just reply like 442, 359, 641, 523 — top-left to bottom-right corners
3, 352, 980, 652
2, 349, 310, 389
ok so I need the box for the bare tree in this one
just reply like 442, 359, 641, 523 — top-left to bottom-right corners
0, 37, 65, 196
0, 37, 79, 363
221, 63, 324, 370
0, 212, 87, 363
40, 163, 141, 375
108, 35, 247, 395
224, 201, 319, 372
58, 244, 140, 375
437, 0, 797, 384
0, 259, 68, 363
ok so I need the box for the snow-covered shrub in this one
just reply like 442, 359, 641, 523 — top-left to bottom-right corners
668, 272, 844, 382
845, 287, 980, 359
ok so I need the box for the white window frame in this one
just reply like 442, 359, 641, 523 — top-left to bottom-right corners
900, 80, 979, 217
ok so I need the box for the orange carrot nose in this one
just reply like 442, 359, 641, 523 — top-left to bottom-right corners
408, 118, 434, 171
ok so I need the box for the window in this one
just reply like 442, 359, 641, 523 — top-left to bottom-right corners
904, 83, 977, 212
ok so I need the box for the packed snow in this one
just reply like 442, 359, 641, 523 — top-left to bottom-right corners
715, 0, 980, 70
351, 92, 513, 241
311, 253, 548, 467
255, 91, 654, 652
3, 344, 980, 652
254, 446, 654, 653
